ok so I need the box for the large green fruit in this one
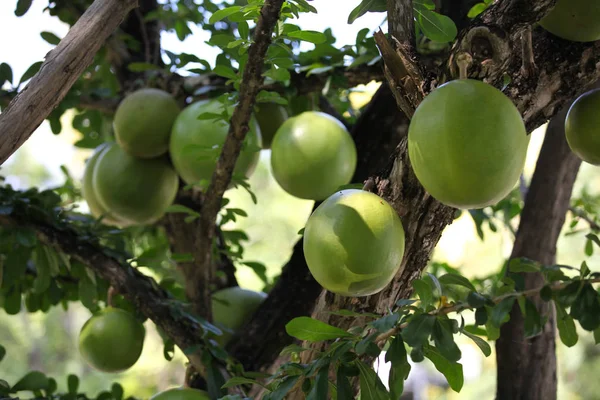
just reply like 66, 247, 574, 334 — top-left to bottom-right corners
169, 99, 262, 186
81, 143, 131, 227
255, 102, 288, 149
78, 307, 145, 373
211, 287, 266, 344
270, 111, 357, 200
150, 388, 210, 400
303, 189, 405, 297
113, 88, 181, 158
93, 144, 179, 225
408, 79, 529, 209
539, 0, 600, 43
565, 89, 600, 165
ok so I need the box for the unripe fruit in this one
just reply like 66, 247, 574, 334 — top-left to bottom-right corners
539, 0, 600, 43
408, 79, 529, 209
78, 307, 145, 373
255, 102, 288, 149
113, 88, 181, 158
81, 143, 131, 227
565, 89, 600, 165
169, 99, 262, 186
93, 144, 179, 225
303, 189, 405, 297
211, 287, 266, 344
150, 388, 210, 400
271, 111, 357, 200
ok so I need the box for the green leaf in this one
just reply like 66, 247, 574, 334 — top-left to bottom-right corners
18, 61, 42, 86
356, 360, 389, 400
413, 7, 457, 42
412, 278, 433, 307
432, 319, 462, 362
285, 317, 353, 342
594, 326, 600, 344
213, 65, 238, 80
555, 302, 578, 347
209, 6, 242, 24
371, 313, 400, 332
11, 371, 49, 392
467, 292, 487, 308
222, 377, 262, 389
306, 363, 329, 400
385, 335, 410, 398
438, 273, 476, 291
67, 374, 79, 394
40, 32, 61, 45
402, 313, 435, 347
509, 258, 541, 273
571, 283, 600, 331
0, 63, 13, 87
585, 238, 594, 256
32, 245, 52, 294
523, 299, 543, 338
460, 329, 491, 357
0, 345, 5, 362
264, 376, 299, 400
336, 366, 354, 400
15, 0, 33, 16
467, 3, 488, 18
347, 0, 387, 24
423, 345, 464, 392
287, 31, 327, 44
490, 297, 515, 327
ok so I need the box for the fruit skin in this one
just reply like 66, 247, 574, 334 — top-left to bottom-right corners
539, 0, 600, 43
93, 144, 179, 225
303, 189, 405, 297
565, 89, 600, 165
81, 143, 131, 227
150, 388, 210, 400
408, 79, 529, 209
255, 102, 288, 149
169, 99, 262, 186
270, 111, 357, 200
113, 88, 181, 158
211, 287, 266, 344
78, 307, 145, 373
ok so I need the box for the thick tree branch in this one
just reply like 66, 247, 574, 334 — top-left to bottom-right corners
0, 0, 138, 164
192, 0, 285, 319
0, 214, 206, 373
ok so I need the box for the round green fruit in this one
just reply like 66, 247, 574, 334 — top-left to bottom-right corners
565, 89, 600, 165
303, 189, 405, 297
82, 143, 131, 227
93, 144, 179, 225
113, 88, 180, 158
212, 286, 266, 344
408, 79, 529, 209
169, 99, 262, 187
150, 388, 210, 400
255, 102, 288, 149
78, 307, 145, 373
539, 0, 600, 43
270, 111, 357, 200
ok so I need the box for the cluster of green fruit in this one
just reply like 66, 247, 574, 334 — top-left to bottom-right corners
77, 287, 265, 374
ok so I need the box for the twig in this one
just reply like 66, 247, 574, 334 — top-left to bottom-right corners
193, 0, 285, 318
375, 277, 600, 344
134, 7, 151, 64
107, 286, 116, 307
0, 0, 138, 164
570, 206, 600, 231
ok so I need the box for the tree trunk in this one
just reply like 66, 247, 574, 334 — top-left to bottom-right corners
495, 102, 583, 400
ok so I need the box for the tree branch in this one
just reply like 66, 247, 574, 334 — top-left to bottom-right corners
0, 0, 138, 164
191, 0, 285, 319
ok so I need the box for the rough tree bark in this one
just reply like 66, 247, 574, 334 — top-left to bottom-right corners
495, 97, 586, 400
0, 0, 138, 164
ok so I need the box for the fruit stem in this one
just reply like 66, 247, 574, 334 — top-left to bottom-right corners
456, 52, 473, 80
107, 286, 116, 307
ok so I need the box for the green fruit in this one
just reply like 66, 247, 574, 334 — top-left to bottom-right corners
169, 99, 262, 187
255, 102, 288, 149
408, 79, 529, 209
78, 307, 145, 373
82, 143, 131, 227
113, 88, 181, 158
539, 0, 600, 43
565, 89, 600, 165
270, 111, 357, 200
93, 144, 179, 225
150, 388, 210, 400
212, 287, 266, 344
303, 189, 405, 297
